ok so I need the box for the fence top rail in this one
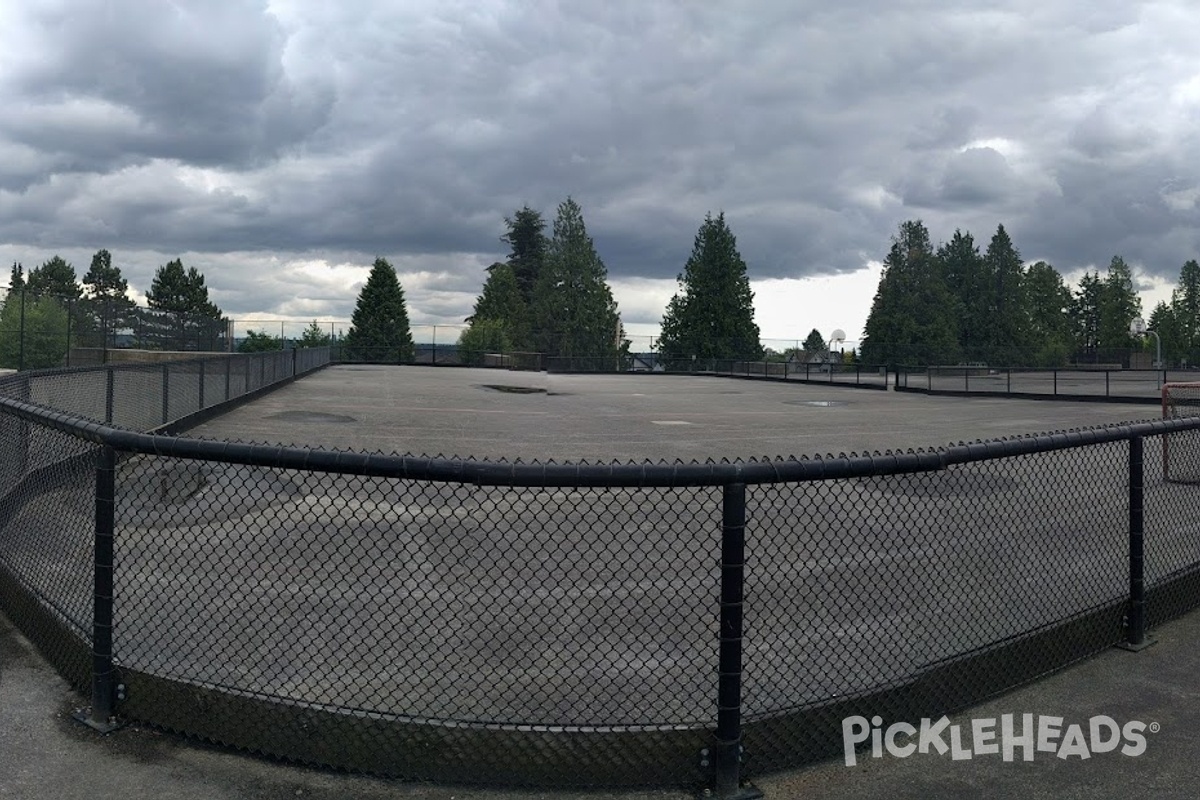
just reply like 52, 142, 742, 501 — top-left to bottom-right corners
1, 391, 1195, 487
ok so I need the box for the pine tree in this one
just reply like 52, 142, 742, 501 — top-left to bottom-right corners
1024, 261, 1074, 366
531, 197, 622, 368
937, 230, 983, 359
861, 220, 960, 365
460, 262, 529, 363
25, 256, 81, 301
1096, 256, 1141, 354
1072, 271, 1103, 356
82, 249, 137, 346
982, 224, 1028, 365
297, 321, 332, 348
1171, 259, 1200, 362
144, 259, 225, 350
1149, 301, 1183, 366
657, 212, 762, 365
802, 328, 826, 354
8, 262, 24, 290
343, 257, 415, 361
502, 206, 547, 308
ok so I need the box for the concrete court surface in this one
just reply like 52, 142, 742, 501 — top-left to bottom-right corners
188, 365, 1163, 462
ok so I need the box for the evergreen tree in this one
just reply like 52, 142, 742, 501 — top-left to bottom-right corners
1170, 259, 1200, 362
8, 262, 24, 290
1149, 301, 1184, 366
457, 319, 513, 365
25, 256, 81, 301
297, 321, 332, 348
937, 229, 983, 358
82, 249, 137, 347
237, 329, 284, 353
502, 206, 548, 308
1096, 256, 1141, 354
343, 257, 415, 361
142, 259, 225, 350
860, 220, 960, 365
464, 262, 529, 350
1024, 261, 1074, 366
982, 224, 1028, 365
802, 328, 826, 354
657, 212, 762, 364
532, 197, 623, 368
1072, 271, 1103, 357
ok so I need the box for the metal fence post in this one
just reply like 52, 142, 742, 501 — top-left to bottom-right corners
1121, 435, 1154, 651
74, 444, 120, 732
161, 363, 170, 425
104, 367, 115, 425
711, 482, 761, 799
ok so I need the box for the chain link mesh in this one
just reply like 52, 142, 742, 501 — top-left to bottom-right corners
7, 360, 1200, 790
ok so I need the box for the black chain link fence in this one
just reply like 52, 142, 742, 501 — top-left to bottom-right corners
897, 365, 1200, 402
4, 359, 1200, 795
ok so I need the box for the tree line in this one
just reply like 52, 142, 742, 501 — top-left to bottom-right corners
11, 212, 1195, 374
859, 219, 1199, 368
458, 199, 763, 368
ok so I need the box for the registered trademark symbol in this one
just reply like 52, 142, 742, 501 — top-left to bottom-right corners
1149, 722, 1161, 734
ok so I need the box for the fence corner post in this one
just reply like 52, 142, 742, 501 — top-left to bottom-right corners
711, 481, 763, 799
73, 444, 121, 733
1119, 434, 1155, 652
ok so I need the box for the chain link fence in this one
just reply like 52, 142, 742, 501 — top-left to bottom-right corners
897, 365, 1200, 402
3, 361, 1200, 795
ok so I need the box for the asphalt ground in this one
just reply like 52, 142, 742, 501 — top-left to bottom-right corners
3, 366, 1198, 798
190, 366, 1160, 461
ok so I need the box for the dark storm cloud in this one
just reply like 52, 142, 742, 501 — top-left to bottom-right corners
1, 0, 1199, 320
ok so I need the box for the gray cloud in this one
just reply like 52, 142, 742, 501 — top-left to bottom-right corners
1, 0, 1199, 322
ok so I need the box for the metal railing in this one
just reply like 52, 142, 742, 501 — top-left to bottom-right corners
3, 360, 1200, 796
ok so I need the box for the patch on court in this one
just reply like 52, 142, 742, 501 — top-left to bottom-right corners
265, 411, 357, 423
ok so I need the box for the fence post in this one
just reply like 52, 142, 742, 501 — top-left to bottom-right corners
74, 444, 120, 732
161, 364, 170, 425
18, 287, 26, 372
1121, 435, 1154, 651
104, 367, 115, 425
710, 482, 762, 799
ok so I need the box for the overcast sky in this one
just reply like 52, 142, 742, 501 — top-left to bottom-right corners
2, 0, 1199, 346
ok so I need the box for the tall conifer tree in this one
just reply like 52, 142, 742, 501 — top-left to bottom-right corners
657, 212, 762, 364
